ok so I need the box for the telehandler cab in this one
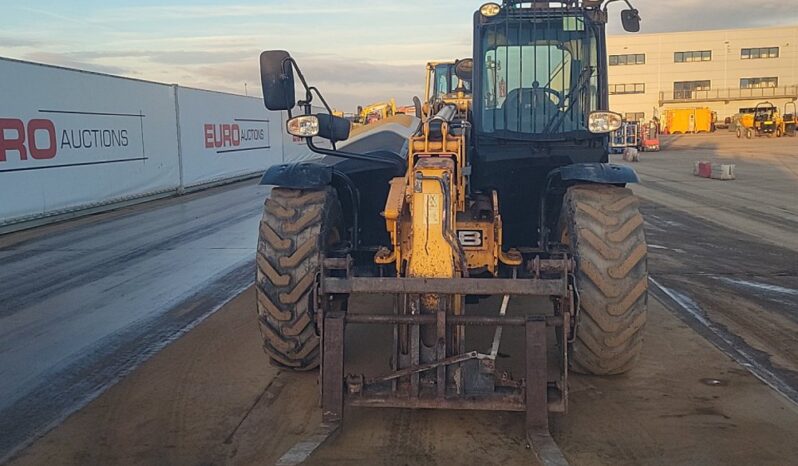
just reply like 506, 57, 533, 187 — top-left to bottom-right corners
421, 60, 473, 117
257, 1, 646, 463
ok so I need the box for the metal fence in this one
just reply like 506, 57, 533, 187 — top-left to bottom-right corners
659, 85, 798, 105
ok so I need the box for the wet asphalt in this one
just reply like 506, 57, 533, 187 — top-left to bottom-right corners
0, 180, 269, 460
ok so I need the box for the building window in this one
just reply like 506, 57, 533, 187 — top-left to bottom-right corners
609, 53, 645, 66
674, 80, 711, 99
610, 83, 646, 95
625, 112, 645, 122
674, 50, 712, 63
740, 77, 779, 89
741, 47, 779, 59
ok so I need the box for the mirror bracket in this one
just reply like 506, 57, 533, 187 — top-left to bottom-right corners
262, 50, 404, 167
602, 0, 640, 33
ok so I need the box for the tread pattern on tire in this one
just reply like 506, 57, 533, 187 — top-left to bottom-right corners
256, 187, 340, 371
562, 185, 648, 375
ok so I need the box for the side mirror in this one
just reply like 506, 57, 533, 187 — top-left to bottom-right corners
287, 113, 351, 143
260, 50, 295, 111
454, 58, 474, 82
317, 113, 351, 142
621, 9, 641, 33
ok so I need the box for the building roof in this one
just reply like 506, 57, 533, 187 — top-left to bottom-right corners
609, 24, 798, 39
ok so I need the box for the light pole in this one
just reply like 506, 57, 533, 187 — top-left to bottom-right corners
723, 40, 729, 90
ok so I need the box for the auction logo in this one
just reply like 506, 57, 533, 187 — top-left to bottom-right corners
0, 110, 145, 172
0, 118, 57, 161
204, 119, 270, 154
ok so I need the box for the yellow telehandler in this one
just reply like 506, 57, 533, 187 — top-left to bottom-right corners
257, 1, 646, 462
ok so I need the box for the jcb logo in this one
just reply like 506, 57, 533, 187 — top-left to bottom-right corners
0, 118, 57, 162
458, 230, 483, 247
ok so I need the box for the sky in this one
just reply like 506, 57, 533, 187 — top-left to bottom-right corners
1, 0, 797, 110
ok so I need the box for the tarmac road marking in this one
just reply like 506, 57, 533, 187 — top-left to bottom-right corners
649, 277, 798, 407
716, 277, 798, 297
224, 372, 286, 445
276, 422, 341, 466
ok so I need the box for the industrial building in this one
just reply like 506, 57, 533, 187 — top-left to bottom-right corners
607, 25, 798, 125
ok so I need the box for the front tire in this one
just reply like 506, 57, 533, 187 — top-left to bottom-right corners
256, 187, 343, 370
561, 185, 648, 375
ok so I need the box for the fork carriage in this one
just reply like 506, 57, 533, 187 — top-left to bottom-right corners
317, 255, 575, 447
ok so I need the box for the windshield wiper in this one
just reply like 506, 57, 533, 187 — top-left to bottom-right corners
543, 66, 594, 135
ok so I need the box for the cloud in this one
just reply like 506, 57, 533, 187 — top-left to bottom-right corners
61, 49, 258, 66
148, 50, 260, 66
97, 3, 405, 21
0, 36, 40, 48
22, 52, 131, 76
293, 56, 420, 86
609, 0, 798, 33
3, 0, 797, 111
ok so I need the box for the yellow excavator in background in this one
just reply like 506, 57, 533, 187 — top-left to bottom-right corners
356, 98, 398, 125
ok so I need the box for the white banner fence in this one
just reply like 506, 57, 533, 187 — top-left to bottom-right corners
176, 87, 285, 188
0, 57, 292, 230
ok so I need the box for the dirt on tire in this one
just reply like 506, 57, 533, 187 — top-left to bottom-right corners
256, 187, 342, 370
562, 184, 647, 375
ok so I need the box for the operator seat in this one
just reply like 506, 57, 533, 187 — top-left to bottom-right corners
452, 82, 472, 95
503, 87, 560, 133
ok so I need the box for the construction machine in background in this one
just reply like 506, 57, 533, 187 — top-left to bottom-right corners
609, 121, 639, 153
640, 119, 661, 151
356, 98, 398, 125
737, 112, 755, 138
256, 1, 646, 463
395, 104, 419, 116
611, 119, 659, 153
753, 102, 784, 137
737, 101, 785, 138
422, 60, 473, 118
782, 102, 796, 137
332, 110, 357, 124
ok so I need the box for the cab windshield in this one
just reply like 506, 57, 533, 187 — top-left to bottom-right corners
429, 63, 472, 100
480, 15, 598, 136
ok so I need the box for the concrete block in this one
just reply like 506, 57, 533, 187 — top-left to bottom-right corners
710, 163, 736, 180
694, 161, 712, 178
623, 147, 640, 162
694, 161, 735, 180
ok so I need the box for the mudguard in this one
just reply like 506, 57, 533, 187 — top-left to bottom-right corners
259, 162, 333, 189
559, 162, 639, 184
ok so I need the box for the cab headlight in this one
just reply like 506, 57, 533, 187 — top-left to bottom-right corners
588, 111, 623, 134
286, 115, 319, 138
480, 3, 501, 17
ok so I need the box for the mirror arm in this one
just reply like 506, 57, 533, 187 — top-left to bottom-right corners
277, 54, 401, 168
305, 137, 405, 172
281, 57, 339, 148
308, 87, 334, 115
602, 0, 635, 13
281, 56, 316, 118
282, 58, 334, 117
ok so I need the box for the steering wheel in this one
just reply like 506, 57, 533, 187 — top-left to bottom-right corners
534, 87, 562, 107
503, 87, 563, 132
